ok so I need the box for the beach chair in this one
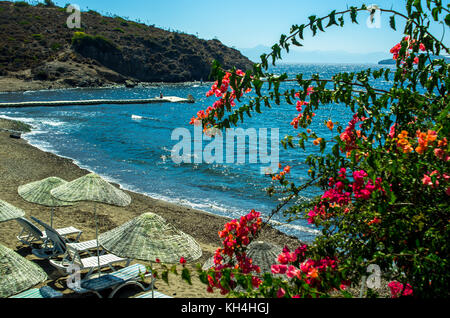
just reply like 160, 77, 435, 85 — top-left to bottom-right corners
28, 217, 128, 278
50, 251, 131, 280
9, 286, 63, 298
135, 290, 173, 299
69, 263, 154, 298
30, 216, 85, 259
16, 217, 82, 247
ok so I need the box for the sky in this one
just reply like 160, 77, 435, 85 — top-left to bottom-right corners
34, 0, 450, 55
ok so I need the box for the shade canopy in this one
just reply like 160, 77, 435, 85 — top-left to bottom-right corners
50, 173, 131, 207
202, 241, 282, 273
18, 177, 74, 207
0, 244, 47, 298
99, 213, 202, 264
0, 199, 25, 223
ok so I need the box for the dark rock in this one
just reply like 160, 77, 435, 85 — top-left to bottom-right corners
125, 79, 137, 88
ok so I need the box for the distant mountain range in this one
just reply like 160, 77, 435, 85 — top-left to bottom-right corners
239, 45, 391, 64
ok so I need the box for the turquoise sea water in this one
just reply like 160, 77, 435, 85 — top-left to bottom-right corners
0, 64, 395, 242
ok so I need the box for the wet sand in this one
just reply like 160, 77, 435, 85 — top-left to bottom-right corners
0, 120, 301, 298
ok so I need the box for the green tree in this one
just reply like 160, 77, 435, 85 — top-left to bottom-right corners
186, 0, 449, 298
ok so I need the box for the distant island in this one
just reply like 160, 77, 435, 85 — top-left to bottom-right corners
0, 1, 253, 92
378, 55, 450, 65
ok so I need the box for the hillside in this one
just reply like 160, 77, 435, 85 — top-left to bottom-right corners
0, 1, 253, 90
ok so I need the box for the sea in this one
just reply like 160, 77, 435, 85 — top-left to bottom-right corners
0, 64, 395, 242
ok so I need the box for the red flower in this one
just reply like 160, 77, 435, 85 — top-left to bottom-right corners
180, 257, 186, 265
277, 288, 286, 298
388, 281, 413, 298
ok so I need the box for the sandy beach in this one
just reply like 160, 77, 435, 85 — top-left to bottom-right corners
0, 118, 301, 298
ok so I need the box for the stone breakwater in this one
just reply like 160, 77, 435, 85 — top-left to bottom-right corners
0, 96, 195, 108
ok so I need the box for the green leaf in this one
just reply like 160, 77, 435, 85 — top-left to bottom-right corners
291, 37, 303, 47
432, 7, 439, 21
445, 14, 450, 27
327, 10, 338, 27
389, 16, 396, 30
317, 19, 324, 32
350, 7, 359, 24
161, 270, 169, 285
181, 268, 192, 285
298, 24, 305, 40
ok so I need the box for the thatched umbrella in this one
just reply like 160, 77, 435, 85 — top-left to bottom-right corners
99, 212, 202, 297
0, 243, 47, 298
50, 173, 131, 275
18, 177, 74, 227
202, 241, 282, 274
0, 199, 25, 223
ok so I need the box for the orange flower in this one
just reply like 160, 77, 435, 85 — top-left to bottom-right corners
307, 268, 319, 279
397, 131, 413, 154
313, 138, 323, 146
415, 130, 438, 154
326, 120, 334, 131
438, 138, 447, 148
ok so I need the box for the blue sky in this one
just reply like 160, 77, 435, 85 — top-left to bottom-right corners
40, 0, 449, 54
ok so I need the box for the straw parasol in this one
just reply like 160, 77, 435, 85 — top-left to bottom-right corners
50, 173, 132, 275
99, 212, 202, 263
0, 243, 47, 298
49, 173, 131, 207
99, 212, 202, 297
0, 199, 25, 223
202, 241, 282, 274
18, 177, 74, 227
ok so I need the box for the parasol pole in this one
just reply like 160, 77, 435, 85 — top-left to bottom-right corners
94, 202, 101, 276
50, 207, 55, 228
151, 262, 154, 298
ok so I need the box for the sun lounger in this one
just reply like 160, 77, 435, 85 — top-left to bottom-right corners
16, 217, 82, 247
135, 291, 173, 298
9, 286, 63, 298
50, 253, 130, 279
30, 216, 83, 259
69, 263, 153, 298
51, 235, 129, 278
66, 239, 99, 257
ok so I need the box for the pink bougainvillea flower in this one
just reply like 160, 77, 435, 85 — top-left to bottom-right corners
434, 148, 444, 160
271, 264, 288, 275
277, 288, 286, 298
388, 281, 413, 298
286, 265, 300, 279
422, 174, 433, 187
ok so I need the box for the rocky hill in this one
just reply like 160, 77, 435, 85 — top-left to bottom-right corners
0, 1, 253, 90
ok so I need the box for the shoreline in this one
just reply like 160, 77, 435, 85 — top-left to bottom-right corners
0, 118, 302, 298
0, 76, 209, 94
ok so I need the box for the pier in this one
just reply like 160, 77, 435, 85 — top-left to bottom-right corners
0, 96, 195, 108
